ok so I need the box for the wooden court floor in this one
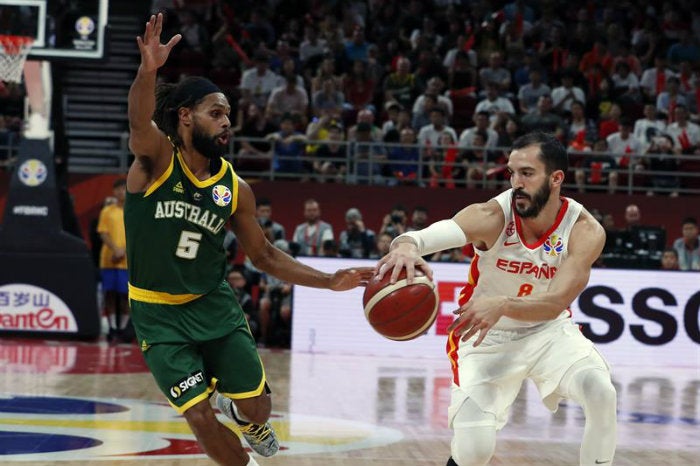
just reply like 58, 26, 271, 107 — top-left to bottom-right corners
0, 338, 697, 465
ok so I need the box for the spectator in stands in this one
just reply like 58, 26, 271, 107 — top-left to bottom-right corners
613, 41, 642, 78
412, 77, 453, 118
566, 100, 598, 148
606, 117, 643, 171
267, 113, 307, 176
644, 134, 680, 197
677, 61, 699, 113
311, 57, 343, 96
312, 122, 347, 183
343, 59, 376, 116
352, 122, 387, 184
520, 95, 566, 138
299, 25, 327, 68
233, 103, 276, 172
266, 74, 309, 127
411, 93, 438, 132
666, 105, 700, 154
258, 239, 294, 347
461, 130, 496, 190
518, 68, 551, 115
634, 103, 667, 152
383, 57, 418, 110
240, 51, 283, 110
656, 76, 687, 123
347, 108, 383, 142
226, 267, 259, 341
475, 82, 516, 124
244, 8, 276, 49
311, 77, 345, 119
551, 70, 586, 115
579, 39, 613, 76
574, 139, 618, 194
292, 199, 334, 256
427, 131, 460, 189
338, 207, 376, 258
344, 25, 370, 65
417, 107, 458, 152
321, 239, 341, 257
667, 30, 700, 69
660, 248, 680, 270
479, 51, 512, 97
673, 217, 700, 271
380, 102, 403, 137
611, 61, 641, 103
598, 102, 622, 139
178, 9, 210, 54
387, 127, 421, 186
640, 54, 677, 103
446, 49, 478, 96
459, 111, 499, 151
371, 232, 393, 259
624, 204, 642, 229
255, 198, 286, 242
408, 206, 429, 231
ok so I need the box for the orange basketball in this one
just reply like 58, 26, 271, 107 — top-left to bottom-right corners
362, 269, 439, 341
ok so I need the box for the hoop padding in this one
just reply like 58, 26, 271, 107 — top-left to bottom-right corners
0, 35, 34, 84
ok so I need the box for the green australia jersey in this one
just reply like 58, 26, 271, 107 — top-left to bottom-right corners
125, 150, 239, 304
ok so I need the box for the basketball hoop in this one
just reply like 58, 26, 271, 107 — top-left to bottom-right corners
0, 35, 34, 83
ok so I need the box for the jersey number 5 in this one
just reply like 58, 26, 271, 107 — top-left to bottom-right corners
176, 231, 202, 259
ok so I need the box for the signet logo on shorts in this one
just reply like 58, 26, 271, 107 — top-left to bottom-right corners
169, 371, 205, 399
212, 185, 232, 207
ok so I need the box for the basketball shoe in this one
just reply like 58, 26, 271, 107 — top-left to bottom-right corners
215, 393, 279, 457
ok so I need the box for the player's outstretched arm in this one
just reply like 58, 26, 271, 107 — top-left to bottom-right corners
231, 179, 374, 290
375, 200, 503, 285
449, 211, 605, 345
128, 13, 181, 158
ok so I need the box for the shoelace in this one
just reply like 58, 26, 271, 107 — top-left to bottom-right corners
241, 423, 271, 440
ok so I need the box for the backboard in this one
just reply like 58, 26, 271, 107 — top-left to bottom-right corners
0, 0, 108, 60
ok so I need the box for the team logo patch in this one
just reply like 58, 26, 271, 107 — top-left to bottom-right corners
505, 221, 515, 237
18, 159, 48, 187
543, 234, 564, 256
212, 185, 231, 207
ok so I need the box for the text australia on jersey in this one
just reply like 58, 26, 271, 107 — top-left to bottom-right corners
154, 200, 226, 234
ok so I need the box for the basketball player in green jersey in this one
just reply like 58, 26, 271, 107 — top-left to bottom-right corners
126, 14, 374, 466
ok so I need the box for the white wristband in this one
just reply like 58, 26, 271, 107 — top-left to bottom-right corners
390, 219, 468, 256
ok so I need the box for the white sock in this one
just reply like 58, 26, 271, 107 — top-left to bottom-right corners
246, 455, 260, 465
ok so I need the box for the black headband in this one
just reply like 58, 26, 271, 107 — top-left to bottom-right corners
170, 77, 223, 109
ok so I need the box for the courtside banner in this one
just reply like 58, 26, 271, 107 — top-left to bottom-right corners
291, 258, 700, 368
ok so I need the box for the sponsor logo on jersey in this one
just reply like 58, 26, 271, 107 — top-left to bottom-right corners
173, 181, 184, 194
169, 371, 205, 399
18, 159, 48, 187
543, 234, 564, 256
212, 185, 232, 207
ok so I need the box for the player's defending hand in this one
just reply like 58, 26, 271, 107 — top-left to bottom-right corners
374, 242, 433, 285
137, 13, 181, 72
329, 267, 375, 291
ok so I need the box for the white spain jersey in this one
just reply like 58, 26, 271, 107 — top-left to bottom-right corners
460, 189, 583, 331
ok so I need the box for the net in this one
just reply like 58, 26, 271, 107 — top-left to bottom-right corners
0, 35, 34, 83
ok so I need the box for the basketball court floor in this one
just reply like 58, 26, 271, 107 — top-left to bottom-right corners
0, 337, 697, 466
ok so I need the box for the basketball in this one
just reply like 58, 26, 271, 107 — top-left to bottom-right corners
362, 269, 439, 341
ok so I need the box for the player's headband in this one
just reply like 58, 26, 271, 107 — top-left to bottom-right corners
171, 77, 223, 108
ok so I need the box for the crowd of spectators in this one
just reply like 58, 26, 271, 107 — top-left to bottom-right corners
149, 0, 700, 193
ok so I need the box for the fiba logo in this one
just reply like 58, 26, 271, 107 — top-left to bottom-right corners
18, 159, 48, 187
212, 185, 232, 207
75, 16, 95, 40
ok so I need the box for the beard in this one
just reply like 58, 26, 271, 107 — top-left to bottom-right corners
192, 123, 227, 160
513, 180, 551, 218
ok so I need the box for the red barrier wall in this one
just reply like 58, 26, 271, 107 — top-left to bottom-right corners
0, 172, 696, 248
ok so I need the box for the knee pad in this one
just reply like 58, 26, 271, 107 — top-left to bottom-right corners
570, 368, 617, 412
450, 398, 497, 466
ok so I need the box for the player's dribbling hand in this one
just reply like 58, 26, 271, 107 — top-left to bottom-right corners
329, 267, 375, 291
137, 13, 182, 72
374, 242, 433, 285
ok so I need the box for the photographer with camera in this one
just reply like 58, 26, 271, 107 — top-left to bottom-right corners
644, 133, 680, 197
339, 208, 376, 258
379, 204, 408, 239
255, 198, 286, 242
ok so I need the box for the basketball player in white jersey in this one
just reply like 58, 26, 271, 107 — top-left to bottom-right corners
375, 131, 617, 466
